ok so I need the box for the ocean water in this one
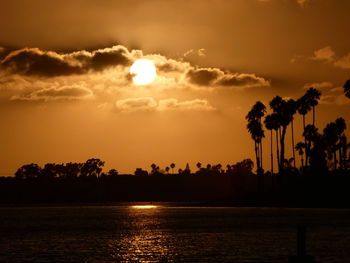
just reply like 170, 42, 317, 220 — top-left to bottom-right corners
0, 205, 349, 263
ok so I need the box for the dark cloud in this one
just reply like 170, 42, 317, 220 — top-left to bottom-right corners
0, 46, 132, 77
186, 68, 270, 88
186, 68, 220, 86
89, 46, 132, 70
217, 73, 268, 87
12, 84, 93, 101
1, 48, 83, 77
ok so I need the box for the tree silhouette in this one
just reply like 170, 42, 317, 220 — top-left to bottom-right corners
295, 142, 306, 169
170, 163, 175, 175
196, 162, 202, 171
247, 119, 264, 174
303, 124, 319, 167
108, 169, 118, 177
165, 166, 170, 174
81, 158, 105, 178
344, 79, 350, 98
304, 88, 321, 126
15, 163, 41, 180
287, 99, 298, 168
264, 114, 275, 174
269, 96, 294, 173
297, 95, 311, 130
335, 118, 346, 169
246, 101, 266, 174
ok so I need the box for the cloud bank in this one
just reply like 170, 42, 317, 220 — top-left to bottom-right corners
116, 97, 215, 112
0, 44, 270, 113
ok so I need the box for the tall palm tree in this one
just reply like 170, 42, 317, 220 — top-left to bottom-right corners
303, 124, 319, 167
304, 88, 321, 126
287, 99, 298, 168
246, 101, 266, 174
323, 121, 338, 170
297, 94, 313, 167
335, 118, 346, 169
170, 163, 175, 175
295, 142, 306, 169
247, 119, 265, 174
269, 96, 294, 173
344, 79, 350, 98
264, 114, 275, 174
297, 95, 311, 130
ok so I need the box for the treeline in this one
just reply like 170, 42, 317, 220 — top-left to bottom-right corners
246, 79, 350, 175
10, 158, 254, 181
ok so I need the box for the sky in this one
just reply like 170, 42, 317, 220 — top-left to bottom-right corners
0, 0, 349, 175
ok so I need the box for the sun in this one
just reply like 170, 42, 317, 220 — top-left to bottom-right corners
130, 59, 157, 85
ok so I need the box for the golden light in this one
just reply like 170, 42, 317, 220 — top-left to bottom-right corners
131, 205, 158, 209
130, 59, 157, 85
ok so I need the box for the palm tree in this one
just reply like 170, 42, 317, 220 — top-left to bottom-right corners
295, 142, 306, 169
247, 119, 264, 174
287, 99, 298, 168
269, 96, 294, 173
304, 88, 321, 126
303, 124, 319, 167
170, 163, 175, 174
246, 101, 266, 174
297, 96, 311, 130
323, 121, 339, 170
165, 166, 170, 174
196, 162, 202, 171
344, 79, 350, 98
335, 118, 346, 169
264, 114, 275, 174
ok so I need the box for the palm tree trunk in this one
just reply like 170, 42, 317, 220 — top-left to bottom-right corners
270, 130, 273, 174
276, 130, 280, 173
291, 119, 296, 168
333, 151, 337, 170
312, 106, 315, 126
301, 155, 304, 169
254, 141, 259, 173
280, 127, 287, 173
302, 114, 308, 168
260, 140, 263, 173
338, 148, 342, 170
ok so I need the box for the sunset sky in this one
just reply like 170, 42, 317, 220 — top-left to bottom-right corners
0, 0, 349, 175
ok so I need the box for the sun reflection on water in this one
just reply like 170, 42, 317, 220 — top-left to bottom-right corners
130, 205, 159, 209
110, 204, 171, 262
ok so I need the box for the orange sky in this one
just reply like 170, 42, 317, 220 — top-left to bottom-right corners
0, 0, 349, 175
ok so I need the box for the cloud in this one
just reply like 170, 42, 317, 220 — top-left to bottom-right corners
296, 47, 350, 70
303, 82, 333, 90
0, 45, 133, 77
158, 98, 215, 111
302, 81, 349, 105
116, 97, 215, 112
1, 48, 83, 77
257, 0, 310, 7
334, 53, 350, 69
186, 67, 270, 88
11, 84, 93, 101
312, 46, 335, 62
184, 49, 206, 58
320, 94, 350, 105
115, 97, 158, 112
0, 44, 270, 105
297, 0, 309, 7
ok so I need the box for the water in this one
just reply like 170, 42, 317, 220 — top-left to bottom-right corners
0, 205, 349, 263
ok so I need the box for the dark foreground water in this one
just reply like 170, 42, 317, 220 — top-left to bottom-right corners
0, 205, 349, 263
